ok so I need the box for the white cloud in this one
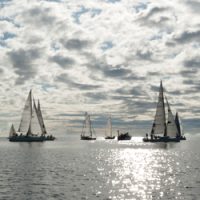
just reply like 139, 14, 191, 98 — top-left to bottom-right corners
0, 0, 200, 135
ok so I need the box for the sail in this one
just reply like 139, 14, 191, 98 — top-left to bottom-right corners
175, 112, 181, 137
151, 81, 166, 136
106, 115, 112, 137
9, 124, 16, 137
166, 98, 178, 137
18, 90, 32, 133
81, 112, 92, 137
30, 99, 42, 135
37, 100, 47, 135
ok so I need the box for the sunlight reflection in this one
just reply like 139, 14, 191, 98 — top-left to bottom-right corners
102, 146, 181, 200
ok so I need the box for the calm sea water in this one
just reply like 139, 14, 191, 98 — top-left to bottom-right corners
0, 134, 199, 200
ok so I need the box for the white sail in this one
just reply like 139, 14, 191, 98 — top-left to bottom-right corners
30, 99, 42, 135
175, 112, 182, 137
81, 112, 93, 137
106, 115, 112, 137
37, 100, 47, 135
151, 81, 166, 136
18, 90, 32, 133
9, 124, 16, 137
166, 98, 178, 137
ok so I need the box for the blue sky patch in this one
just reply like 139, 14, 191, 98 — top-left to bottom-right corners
101, 41, 114, 51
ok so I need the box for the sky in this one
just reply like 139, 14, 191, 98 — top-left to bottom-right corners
0, 0, 200, 136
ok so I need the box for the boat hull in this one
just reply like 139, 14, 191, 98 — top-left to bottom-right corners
42, 135, 56, 141
117, 133, 131, 140
143, 136, 180, 143
105, 136, 115, 139
179, 136, 186, 140
80, 135, 96, 140
9, 135, 45, 142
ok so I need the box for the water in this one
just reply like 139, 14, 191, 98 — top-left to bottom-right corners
0, 135, 200, 200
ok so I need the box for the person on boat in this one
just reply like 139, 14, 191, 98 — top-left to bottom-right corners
146, 133, 148, 139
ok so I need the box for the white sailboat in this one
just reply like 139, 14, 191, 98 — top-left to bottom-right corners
143, 81, 180, 142
9, 90, 54, 142
81, 112, 96, 140
105, 115, 115, 139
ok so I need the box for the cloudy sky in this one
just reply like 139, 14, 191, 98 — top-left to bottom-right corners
0, 0, 200, 136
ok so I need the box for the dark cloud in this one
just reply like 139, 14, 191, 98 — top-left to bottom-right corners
7, 48, 41, 85
61, 38, 90, 50
173, 30, 200, 44
136, 49, 153, 60
183, 57, 200, 68
186, 0, 200, 12
49, 55, 75, 68
84, 92, 107, 101
55, 73, 101, 90
103, 67, 132, 77
22, 6, 56, 26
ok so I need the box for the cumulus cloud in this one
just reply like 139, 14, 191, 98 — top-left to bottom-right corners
0, 0, 200, 134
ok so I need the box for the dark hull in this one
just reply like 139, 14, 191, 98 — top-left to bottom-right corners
143, 136, 180, 143
105, 136, 115, 139
179, 136, 186, 140
80, 135, 96, 140
9, 136, 45, 142
42, 136, 56, 141
117, 133, 131, 140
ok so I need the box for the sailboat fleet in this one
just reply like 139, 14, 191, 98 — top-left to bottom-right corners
7, 81, 186, 143
9, 90, 55, 142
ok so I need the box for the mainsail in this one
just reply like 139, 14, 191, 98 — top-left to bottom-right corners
37, 100, 47, 135
18, 90, 32, 133
166, 97, 178, 137
30, 100, 43, 135
106, 115, 112, 137
9, 124, 16, 137
81, 112, 93, 137
151, 81, 166, 136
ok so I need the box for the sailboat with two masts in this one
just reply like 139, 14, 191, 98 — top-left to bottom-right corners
81, 112, 96, 140
143, 81, 180, 142
105, 115, 115, 139
9, 90, 54, 142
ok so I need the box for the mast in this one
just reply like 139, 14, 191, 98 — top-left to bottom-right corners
18, 90, 32, 133
166, 97, 178, 137
151, 81, 166, 136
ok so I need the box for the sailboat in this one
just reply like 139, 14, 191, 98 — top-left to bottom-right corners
175, 112, 186, 140
9, 90, 54, 142
143, 81, 180, 142
105, 115, 115, 139
80, 112, 96, 140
